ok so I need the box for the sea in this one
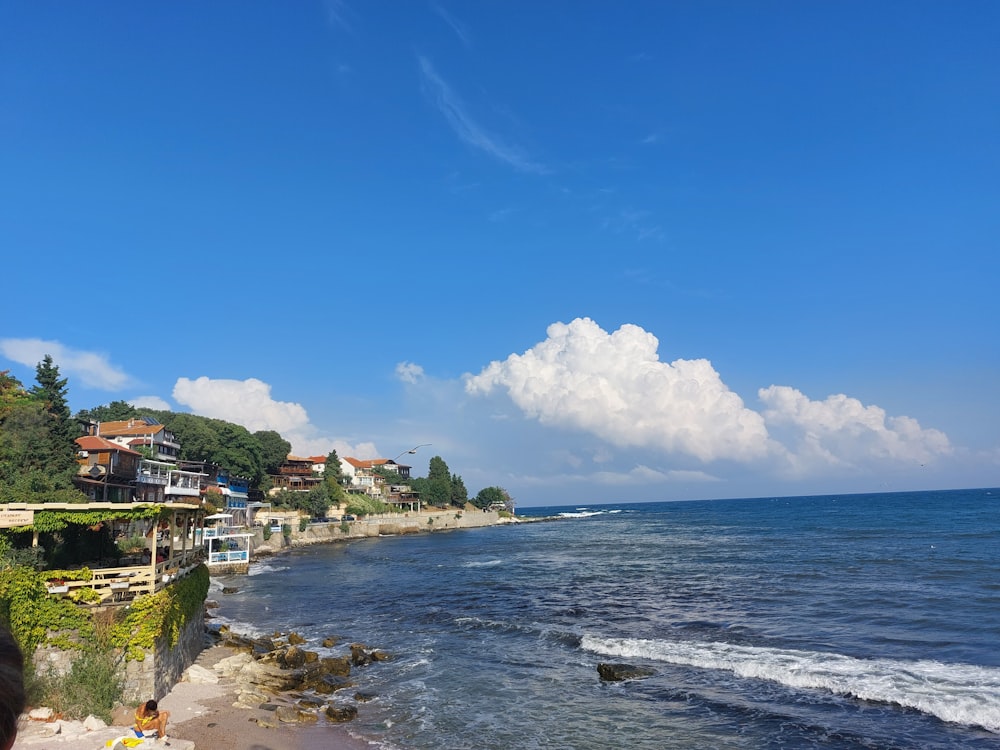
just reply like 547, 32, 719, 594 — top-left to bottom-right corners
210, 487, 1000, 749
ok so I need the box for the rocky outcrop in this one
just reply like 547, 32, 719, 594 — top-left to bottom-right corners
210, 627, 390, 726
597, 662, 656, 682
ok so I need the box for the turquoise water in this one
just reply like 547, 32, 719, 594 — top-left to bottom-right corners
213, 488, 1000, 748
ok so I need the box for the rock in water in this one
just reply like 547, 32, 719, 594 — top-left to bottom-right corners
597, 662, 655, 682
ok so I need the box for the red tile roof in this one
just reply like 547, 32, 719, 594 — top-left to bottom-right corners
76, 436, 142, 455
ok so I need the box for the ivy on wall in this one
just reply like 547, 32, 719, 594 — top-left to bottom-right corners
110, 564, 210, 661
0, 566, 93, 653
0, 563, 210, 661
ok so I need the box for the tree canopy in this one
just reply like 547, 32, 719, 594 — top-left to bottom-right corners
255, 430, 291, 476
0, 365, 85, 504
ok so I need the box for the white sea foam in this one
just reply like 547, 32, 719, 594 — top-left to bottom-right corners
462, 559, 503, 568
558, 510, 606, 518
580, 635, 1000, 733
207, 613, 266, 638
247, 562, 289, 576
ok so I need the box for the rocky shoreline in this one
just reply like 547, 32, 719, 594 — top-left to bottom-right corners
13, 512, 555, 749
13, 623, 384, 750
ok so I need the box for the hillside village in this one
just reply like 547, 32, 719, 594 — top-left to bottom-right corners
73, 416, 434, 518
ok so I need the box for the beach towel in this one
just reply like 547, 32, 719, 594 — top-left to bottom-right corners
105, 735, 147, 748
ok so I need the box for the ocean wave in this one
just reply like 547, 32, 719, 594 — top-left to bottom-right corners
461, 559, 504, 568
206, 613, 267, 638
248, 562, 290, 576
580, 635, 1000, 733
558, 510, 607, 518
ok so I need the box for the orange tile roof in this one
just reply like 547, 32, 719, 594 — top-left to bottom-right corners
76, 435, 142, 455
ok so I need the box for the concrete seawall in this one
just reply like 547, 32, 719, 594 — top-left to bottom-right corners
251, 508, 512, 557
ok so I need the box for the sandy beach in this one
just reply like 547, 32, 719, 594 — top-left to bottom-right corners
160, 645, 373, 750
14, 644, 375, 750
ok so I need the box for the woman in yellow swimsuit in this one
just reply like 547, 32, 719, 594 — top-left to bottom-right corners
134, 699, 169, 739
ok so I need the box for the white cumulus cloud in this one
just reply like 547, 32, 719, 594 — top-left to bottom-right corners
171, 376, 375, 460
0, 338, 131, 389
396, 362, 426, 384
173, 377, 310, 434
129, 396, 171, 411
758, 385, 952, 472
465, 318, 772, 463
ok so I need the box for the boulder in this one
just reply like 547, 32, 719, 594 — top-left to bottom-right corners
280, 645, 307, 669
185, 664, 219, 684
309, 674, 355, 695
82, 715, 107, 731
275, 705, 302, 723
234, 688, 271, 709
214, 652, 253, 678
325, 705, 359, 723
350, 643, 373, 666
238, 660, 303, 692
597, 662, 656, 682
287, 632, 306, 645
319, 656, 352, 677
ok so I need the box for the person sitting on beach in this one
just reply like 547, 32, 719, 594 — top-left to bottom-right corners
134, 699, 169, 739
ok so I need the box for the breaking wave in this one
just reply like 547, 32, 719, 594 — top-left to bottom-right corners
580, 635, 1000, 733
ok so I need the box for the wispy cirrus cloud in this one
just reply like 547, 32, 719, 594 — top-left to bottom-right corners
418, 56, 547, 174
432, 3, 472, 48
0, 338, 132, 390
324, 0, 355, 32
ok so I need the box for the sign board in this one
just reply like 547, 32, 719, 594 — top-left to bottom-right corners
0, 510, 34, 528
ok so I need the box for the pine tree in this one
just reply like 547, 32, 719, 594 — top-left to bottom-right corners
27, 355, 80, 489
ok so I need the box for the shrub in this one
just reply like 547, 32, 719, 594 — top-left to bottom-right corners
44, 643, 123, 721
42, 611, 123, 721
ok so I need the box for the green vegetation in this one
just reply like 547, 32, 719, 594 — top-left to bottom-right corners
0, 368, 86, 505
473, 486, 515, 512
110, 565, 210, 661
344, 495, 390, 517
39, 611, 123, 722
405, 455, 472, 509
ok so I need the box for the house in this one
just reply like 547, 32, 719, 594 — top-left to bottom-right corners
268, 455, 323, 494
74, 436, 142, 502
341, 457, 386, 499
88, 417, 181, 463
177, 460, 253, 525
341, 457, 419, 510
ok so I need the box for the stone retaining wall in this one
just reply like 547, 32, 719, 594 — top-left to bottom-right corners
252, 508, 508, 555
32, 603, 206, 705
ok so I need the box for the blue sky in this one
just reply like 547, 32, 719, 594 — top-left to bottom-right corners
2, 2, 997, 506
